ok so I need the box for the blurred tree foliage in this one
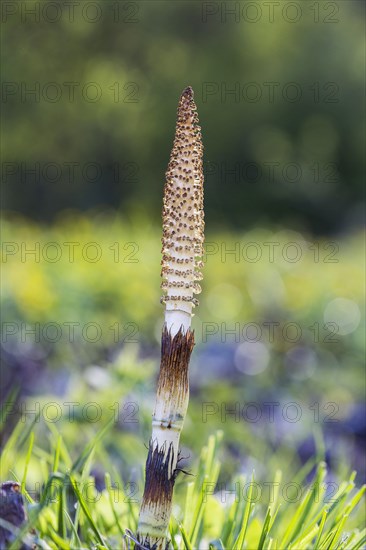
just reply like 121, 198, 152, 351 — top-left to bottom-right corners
1, 0, 365, 233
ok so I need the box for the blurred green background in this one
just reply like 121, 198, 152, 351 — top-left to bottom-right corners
2, 0, 365, 231
1, 0, 365, 493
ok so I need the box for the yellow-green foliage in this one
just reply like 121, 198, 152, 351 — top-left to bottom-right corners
2, 212, 364, 339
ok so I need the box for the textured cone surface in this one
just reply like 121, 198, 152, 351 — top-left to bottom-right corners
161, 86, 204, 313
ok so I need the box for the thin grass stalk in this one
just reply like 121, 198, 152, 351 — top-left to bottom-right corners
136, 86, 204, 549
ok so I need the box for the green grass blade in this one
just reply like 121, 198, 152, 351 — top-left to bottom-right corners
348, 530, 366, 550
292, 524, 319, 549
21, 430, 34, 494
327, 514, 349, 550
257, 505, 272, 550
57, 485, 66, 538
69, 474, 106, 547
221, 475, 245, 547
179, 522, 193, 550
1, 412, 41, 476
64, 509, 82, 548
344, 485, 366, 516
169, 517, 179, 550
52, 434, 62, 473
0, 387, 19, 429
47, 423, 72, 468
233, 471, 255, 550
281, 461, 327, 547
314, 509, 328, 549
105, 472, 125, 538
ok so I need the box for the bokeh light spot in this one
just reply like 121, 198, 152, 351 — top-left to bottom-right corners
234, 341, 270, 375
324, 298, 361, 336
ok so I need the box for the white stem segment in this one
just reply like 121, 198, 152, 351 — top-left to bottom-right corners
164, 309, 192, 337
137, 86, 204, 549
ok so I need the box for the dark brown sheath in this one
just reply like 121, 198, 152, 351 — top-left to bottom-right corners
137, 327, 194, 550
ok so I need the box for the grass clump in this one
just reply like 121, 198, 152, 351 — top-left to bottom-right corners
1, 420, 364, 549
